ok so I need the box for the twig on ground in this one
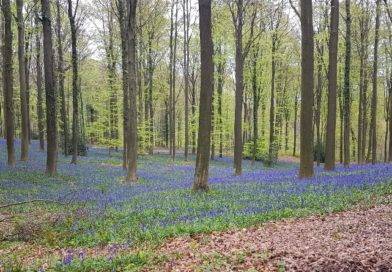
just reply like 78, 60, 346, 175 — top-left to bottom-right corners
0, 199, 65, 209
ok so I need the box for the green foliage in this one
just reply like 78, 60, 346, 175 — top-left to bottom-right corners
243, 139, 278, 166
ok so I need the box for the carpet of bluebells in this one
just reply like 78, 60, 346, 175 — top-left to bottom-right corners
1, 140, 392, 270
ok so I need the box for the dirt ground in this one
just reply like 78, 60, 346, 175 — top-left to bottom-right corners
151, 204, 392, 272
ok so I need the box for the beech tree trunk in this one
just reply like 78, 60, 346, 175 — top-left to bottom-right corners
370, 0, 381, 164
56, 0, 69, 156
116, 0, 129, 169
193, 0, 213, 191
183, 0, 190, 161
126, 0, 138, 182
299, 0, 314, 178
68, 0, 79, 164
324, 0, 339, 170
41, 0, 58, 175
233, 0, 244, 176
16, 0, 29, 161
35, 13, 45, 151
343, 0, 351, 167
2, 0, 15, 166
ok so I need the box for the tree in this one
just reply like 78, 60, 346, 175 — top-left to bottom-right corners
342, 0, 351, 167
370, 0, 381, 164
56, 0, 69, 156
2, 0, 15, 167
183, 0, 190, 161
299, 0, 314, 178
68, 0, 80, 164
126, 0, 138, 182
193, 0, 213, 191
41, 0, 58, 175
228, 0, 257, 175
355, 0, 371, 164
115, 0, 129, 169
35, 12, 45, 151
324, 0, 339, 171
16, 0, 29, 161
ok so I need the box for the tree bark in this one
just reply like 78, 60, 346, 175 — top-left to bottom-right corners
41, 0, 58, 175
1, 0, 15, 166
193, 0, 213, 192
116, 0, 129, 169
35, 13, 45, 151
370, 0, 381, 164
56, 0, 69, 156
233, 0, 244, 176
299, 0, 314, 178
183, 0, 190, 161
16, 0, 29, 161
324, 0, 339, 170
126, 0, 138, 182
342, 0, 351, 167
68, 0, 79, 164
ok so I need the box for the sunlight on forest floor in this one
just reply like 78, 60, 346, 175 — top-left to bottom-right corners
1, 140, 391, 271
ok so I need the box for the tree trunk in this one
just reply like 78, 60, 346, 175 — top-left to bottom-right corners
147, 32, 154, 155
1, 0, 15, 166
68, 0, 79, 164
107, 5, 119, 151
293, 93, 298, 157
183, 0, 190, 161
41, 0, 58, 175
117, 0, 129, 169
233, 0, 244, 176
126, 0, 138, 182
370, 0, 381, 164
217, 52, 224, 158
388, 72, 392, 161
269, 34, 276, 163
252, 47, 259, 163
16, 0, 29, 161
342, 0, 351, 168
299, 0, 314, 178
56, 0, 69, 156
193, 0, 213, 192
324, 0, 339, 170
35, 13, 45, 151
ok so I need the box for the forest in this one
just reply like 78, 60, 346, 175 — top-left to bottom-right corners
0, 0, 391, 271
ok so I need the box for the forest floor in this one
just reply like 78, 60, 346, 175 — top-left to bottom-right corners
1, 140, 392, 271
149, 202, 392, 271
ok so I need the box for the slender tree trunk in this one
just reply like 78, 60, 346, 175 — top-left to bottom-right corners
388, 72, 392, 161
233, 0, 244, 176
299, 0, 314, 178
41, 0, 57, 175
56, 0, 69, 156
193, 0, 213, 191
342, 0, 351, 167
252, 48, 259, 163
324, 0, 339, 170
126, 0, 138, 182
293, 93, 298, 157
269, 34, 277, 163
147, 32, 154, 155
35, 13, 45, 151
68, 0, 79, 164
217, 55, 224, 158
191, 79, 197, 155
183, 0, 190, 161
117, 0, 129, 169
107, 6, 119, 150
370, 0, 381, 164
16, 0, 29, 161
2, 0, 15, 166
